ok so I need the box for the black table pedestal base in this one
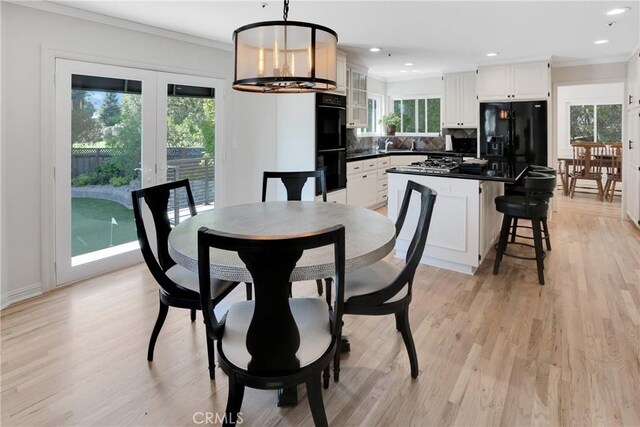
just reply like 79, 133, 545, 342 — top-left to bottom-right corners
277, 386, 298, 407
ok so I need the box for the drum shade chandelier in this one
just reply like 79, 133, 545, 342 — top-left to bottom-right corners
232, 0, 338, 93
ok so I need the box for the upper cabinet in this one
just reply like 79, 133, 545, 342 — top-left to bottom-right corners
627, 49, 640, 110
477, 61, 550, 101
334, 51, 347, 96
443, 71, 477, 128
347, 64, 368, 128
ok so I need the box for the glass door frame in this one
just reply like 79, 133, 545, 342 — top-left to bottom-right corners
54, 59, 158, 285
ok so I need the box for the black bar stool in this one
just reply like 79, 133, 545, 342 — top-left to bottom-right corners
505, 166, 557, 250
494, 172, 557, 285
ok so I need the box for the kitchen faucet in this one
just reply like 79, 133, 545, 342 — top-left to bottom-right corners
385, 138, 394, 151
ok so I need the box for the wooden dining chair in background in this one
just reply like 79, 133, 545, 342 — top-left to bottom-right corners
604, 143, 623, 202
262, 170, 328, 296
198, 225, 345, 427
568, 142, 605, 200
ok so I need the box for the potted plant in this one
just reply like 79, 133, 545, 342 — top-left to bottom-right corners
379, 113, 401, 135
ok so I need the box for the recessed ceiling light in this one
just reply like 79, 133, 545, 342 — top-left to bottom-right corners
594, 39, 610, 44
400, 70, 408, 73
369, 47, 381, 52
486, 52, 499, 57
404, 62, 415, 66
606, 7, 630, 15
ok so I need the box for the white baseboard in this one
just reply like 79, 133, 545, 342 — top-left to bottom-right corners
0, 283, 42, 309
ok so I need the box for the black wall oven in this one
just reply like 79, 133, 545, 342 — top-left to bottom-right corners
316, 93, 347, 194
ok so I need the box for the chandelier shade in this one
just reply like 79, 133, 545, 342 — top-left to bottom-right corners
232, 20, 338, 93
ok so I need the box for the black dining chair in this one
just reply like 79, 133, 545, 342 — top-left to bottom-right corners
198, 225, 345, 427
132, 179, 246, 380
262, 170, 328, 296
332, 180, 437, 381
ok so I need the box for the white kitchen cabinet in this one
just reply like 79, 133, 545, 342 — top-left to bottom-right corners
335, 51, 347, 96
347, 64, 368, 128
477, 61, 550, 101
388, 172, 504, 274
625, 110, 640, 228
347, 171, 377, 207
443, 71, 477, 128
376, 156, 389, 204
316, 188, 347, 204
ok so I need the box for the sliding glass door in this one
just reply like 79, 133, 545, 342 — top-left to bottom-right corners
54, 59, 223, 285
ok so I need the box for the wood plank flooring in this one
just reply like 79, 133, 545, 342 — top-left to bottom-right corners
2, 193, 639, 426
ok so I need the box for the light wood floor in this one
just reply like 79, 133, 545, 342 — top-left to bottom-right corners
2, 193, 639, 426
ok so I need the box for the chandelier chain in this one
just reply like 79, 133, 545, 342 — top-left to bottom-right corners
283, 0, 289, 21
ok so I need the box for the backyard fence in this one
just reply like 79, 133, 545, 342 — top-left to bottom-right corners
71, 146, 215, 208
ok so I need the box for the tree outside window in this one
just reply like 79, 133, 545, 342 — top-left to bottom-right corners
570, 104, 621, 143
392, 97, 441, 135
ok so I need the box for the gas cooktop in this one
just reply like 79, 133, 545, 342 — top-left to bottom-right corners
408, 157, 462, 174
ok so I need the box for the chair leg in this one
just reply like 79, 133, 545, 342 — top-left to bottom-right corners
510, 217, 519, 243
596, 178, 605, 201
323, 366, 330, 389
190, 309, 196, 322
604, 179, 611, 201
609, 181, 617, 202
569, 177, 576, 198
245, 282, 252, 300
541, 218, 551, 251
333, 323, 342, 382
493, 215, 512, 275
147, 300, 169, 362
223, 373, 245, 427
395, 308, 419, 378
205, 332, 216, 380
306, 370, 329, 427
316, 279, 324, 296
531, 219, 545, 285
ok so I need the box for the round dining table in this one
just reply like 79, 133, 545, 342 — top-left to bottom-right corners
168, 201, 396, 283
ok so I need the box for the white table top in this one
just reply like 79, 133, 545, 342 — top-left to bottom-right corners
168, 201, 396, 283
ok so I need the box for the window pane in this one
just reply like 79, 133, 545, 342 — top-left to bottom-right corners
394, 100, 402, 117
402, 99, 416, 132
417, 99, 426, 133
366, 98, 375, 133
427, 98, 441, 134
71, 79, 141, 258
570, 105, 594, 142
596, 104, 622, 143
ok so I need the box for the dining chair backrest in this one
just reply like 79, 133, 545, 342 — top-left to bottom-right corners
571, 142, 605, 176
604, 143, 623, 176
131, 179, 197, 296
197, 224, 345, 374
261, 170, 327, 202
352, 181, 436, 306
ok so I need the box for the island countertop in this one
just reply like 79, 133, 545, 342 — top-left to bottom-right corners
387, 161, 529, 184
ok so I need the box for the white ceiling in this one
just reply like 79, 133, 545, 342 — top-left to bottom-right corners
46, 0, 640, 80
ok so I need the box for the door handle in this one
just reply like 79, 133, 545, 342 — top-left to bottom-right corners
630, 140, 634, 150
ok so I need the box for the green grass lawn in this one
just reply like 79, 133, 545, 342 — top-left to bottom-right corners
72, 198, 137, 257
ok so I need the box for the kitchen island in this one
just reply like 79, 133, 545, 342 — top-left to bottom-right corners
387, 162, 527, 274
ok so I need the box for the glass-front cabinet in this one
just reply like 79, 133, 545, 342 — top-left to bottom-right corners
347, 64, 368, 128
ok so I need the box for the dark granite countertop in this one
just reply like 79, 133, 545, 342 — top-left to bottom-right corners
387, 162, 529, 184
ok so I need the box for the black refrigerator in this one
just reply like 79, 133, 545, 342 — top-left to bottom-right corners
479, 101, 547, 174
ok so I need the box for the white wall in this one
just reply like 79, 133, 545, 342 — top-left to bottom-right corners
367, 75, 386, 96
0, 1, 5, 305
0, 3, 279, 307
556, 83, 625, 158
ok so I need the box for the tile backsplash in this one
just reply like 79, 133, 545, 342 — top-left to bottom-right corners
347, 128, 477, 154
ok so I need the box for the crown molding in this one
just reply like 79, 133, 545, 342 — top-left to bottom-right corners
551, 56, 629, 68
8, 0, 233, 52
